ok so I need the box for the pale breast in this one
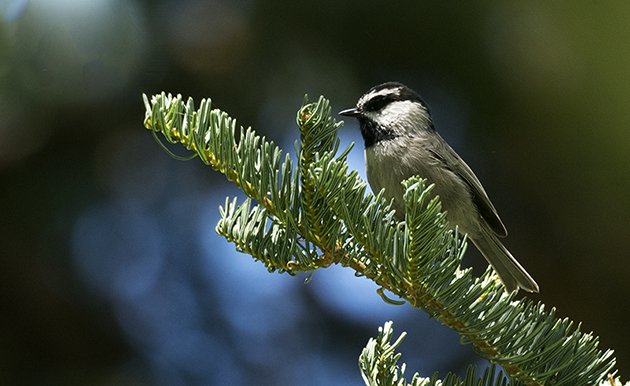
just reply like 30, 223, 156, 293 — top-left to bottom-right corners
364, 138, 480, 236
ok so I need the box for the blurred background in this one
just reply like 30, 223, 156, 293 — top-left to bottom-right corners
1, 0, 629, 384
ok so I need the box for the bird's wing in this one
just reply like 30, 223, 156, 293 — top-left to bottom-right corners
430, 135, 508, 238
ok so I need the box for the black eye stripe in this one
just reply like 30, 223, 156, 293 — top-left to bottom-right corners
363, 95, 393, 112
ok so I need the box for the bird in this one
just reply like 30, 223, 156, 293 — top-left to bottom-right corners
339, 82, 539, 293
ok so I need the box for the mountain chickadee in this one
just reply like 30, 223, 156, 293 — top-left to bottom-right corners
339, 82, 539, 293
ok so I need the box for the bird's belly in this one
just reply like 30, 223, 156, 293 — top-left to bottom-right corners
365, 144, 479, 236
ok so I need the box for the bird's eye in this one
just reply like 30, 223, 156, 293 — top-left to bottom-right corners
363, 95, 392, 112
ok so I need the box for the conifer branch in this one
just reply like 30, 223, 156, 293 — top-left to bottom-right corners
143, 92, 619, 386
360, 321, 516, 386
361, 322, 628, 386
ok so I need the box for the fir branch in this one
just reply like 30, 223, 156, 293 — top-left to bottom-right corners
143, 92, 619, 386
296, 96, 346, 265
359, 321, 516, 386
308, 149, 616, 384
361, 322, 627, 386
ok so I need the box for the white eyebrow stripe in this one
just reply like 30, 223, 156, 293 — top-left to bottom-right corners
358, 87, 401, 107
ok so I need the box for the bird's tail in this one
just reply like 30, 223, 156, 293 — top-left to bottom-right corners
471, 228, 539, 293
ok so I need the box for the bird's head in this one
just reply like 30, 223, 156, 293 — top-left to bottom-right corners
339, 82, 434, 148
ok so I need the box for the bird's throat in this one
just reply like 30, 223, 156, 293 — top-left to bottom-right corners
359, 119, 398, 148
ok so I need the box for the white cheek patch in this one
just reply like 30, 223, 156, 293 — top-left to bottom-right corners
376, 101, 432, 134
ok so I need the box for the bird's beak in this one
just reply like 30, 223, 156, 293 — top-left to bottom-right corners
338, 107, 362, 117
